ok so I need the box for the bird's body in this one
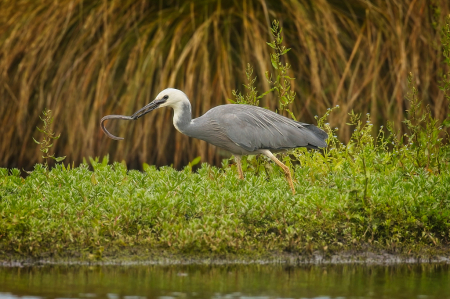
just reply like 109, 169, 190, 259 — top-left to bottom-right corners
177, 104, 327, 155
101, 88, 327, 194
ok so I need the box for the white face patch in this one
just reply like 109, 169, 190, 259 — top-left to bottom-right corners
154, 89, 192, 133
156, 88, 188, 107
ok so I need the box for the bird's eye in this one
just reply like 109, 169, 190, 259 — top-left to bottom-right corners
163, 95, 169, 100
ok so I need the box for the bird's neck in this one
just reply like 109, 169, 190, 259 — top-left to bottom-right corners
172, 100, 193, 134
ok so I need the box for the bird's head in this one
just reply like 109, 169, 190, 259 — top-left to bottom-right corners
131, 88, 189, 119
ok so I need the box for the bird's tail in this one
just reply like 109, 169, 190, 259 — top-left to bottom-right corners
302, 124, 328, 149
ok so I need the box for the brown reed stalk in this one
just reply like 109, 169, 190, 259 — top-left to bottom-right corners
0, 0, 449, 169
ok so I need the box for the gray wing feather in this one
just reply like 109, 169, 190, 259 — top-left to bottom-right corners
208, 104, 327, 151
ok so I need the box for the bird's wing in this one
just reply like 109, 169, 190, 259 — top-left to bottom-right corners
215, 105, 327, 152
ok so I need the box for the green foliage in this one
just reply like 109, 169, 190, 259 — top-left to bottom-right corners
231, 64, 260, 106
0, 155, 449, 259
441, 14, 450, 127
186, 156, 202, 173
265, 20, 296, 115
231, 20, 296, 118
32, 109, 66, 165
401, 73, 446, 170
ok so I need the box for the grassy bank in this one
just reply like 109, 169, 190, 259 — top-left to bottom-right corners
1, 149, 449, 261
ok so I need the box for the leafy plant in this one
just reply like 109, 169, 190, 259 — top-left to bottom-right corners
186, 156, 202, 173
265, 20, 296, 116
231, 20, 297, 117
400, 73, 445, 170
440, 14, 450, 127
33, 109, 66, 165
1, 154, 449, 259
231, 63, 261, 106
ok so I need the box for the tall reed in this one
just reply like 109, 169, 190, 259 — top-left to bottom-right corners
1, 0, 449, 169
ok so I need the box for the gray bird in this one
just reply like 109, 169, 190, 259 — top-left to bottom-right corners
101, 88, 327, 194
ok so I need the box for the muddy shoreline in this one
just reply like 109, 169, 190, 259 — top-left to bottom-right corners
2, 251, 450, 267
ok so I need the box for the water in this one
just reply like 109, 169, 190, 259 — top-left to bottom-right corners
0, 264, 449, 299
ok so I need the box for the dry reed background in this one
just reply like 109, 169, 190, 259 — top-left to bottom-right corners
1, 0, 449, 170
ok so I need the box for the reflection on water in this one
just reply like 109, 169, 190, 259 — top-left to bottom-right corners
0, 264, 449, 299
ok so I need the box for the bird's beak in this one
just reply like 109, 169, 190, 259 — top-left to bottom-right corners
131, 98, 166, 120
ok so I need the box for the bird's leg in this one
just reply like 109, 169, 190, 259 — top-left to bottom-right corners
261, 150, 295, 195
234, 155, 244, 180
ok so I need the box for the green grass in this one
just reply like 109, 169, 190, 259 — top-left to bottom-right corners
1, 149, 449, 260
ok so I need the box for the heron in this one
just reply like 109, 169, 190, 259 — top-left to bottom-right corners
100, 88, 327, 194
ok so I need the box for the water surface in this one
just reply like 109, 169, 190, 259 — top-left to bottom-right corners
0, 264, 449, 299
